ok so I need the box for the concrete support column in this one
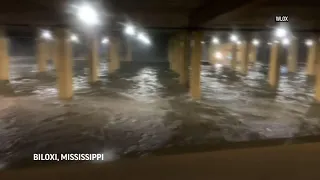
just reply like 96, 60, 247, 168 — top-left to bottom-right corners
55, 28, 73, 100
36, 38, 48, 72
88, 37, 99, 83
168, 39, 173, 70
181, 32, 190, 86
177, 37, 183, 76
0, 28, 9, 81
172, 38, 178, 73
240, 40, 250, 75
316, 64, 320, 102
249, 44, 257, 64
172, 38, 179, 73
51, 40, 57, 69
306, 41, 317, 76
169, 38, 175, 71
287, 38, 298, 73
190, 31, 203, 100
315, 40, 320, 101
115, 41, 120, 70
231, 43, 237, 70
179, 33, 188, 85
208, 43, 216, 65
268, 43, 280, 89
109, 37, 120, 74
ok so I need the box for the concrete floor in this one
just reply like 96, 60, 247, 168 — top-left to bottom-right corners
2, 141, 320, 180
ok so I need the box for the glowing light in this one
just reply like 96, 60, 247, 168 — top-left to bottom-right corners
70, 34, 79, 43
125, 25, 135, 36
101, 37, 109, 44
215, 63, 223, 68
137, 33, 151, 45
237, 41, 242, 45
41, 30, 52, 40
281, 38, 290, 46
281, 66, 288, 74
267, 42, 272, 45
230, 34, 238, 42
215, 52, 223, 59
212, 37, 220, 44
305, 39, 313, 46
274, 28, 287, 38
77, 4, 99, 26
201, 41, 205, 44
252, 39, 260, 46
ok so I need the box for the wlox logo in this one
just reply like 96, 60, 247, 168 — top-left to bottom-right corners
275, 16, 289, 22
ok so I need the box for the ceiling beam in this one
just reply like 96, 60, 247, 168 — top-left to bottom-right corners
248, 7, 320, 18
25, 0, 60, 11
137, 26, 320, 33
261, 0, 320, 7
202, 0, 273, 27
129, 13, 189, 27
188, 0, 266, 27
113, 8, 190, 14
209, 17, 320, 30
0, 12, 65, 26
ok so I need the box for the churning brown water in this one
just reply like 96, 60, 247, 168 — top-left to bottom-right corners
0, 57, 320, 169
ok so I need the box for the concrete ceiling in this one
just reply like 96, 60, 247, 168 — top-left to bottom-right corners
207, 0, 320, 31
0, 0, 320, 31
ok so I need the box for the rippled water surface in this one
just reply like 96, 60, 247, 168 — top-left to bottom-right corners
1, 57, 320, 169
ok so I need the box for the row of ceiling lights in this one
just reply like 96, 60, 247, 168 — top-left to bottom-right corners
124, 25, 151, 45
207, 27, 315, 47
274, 27, 314, 47
40, 3, 151, 46
41, 28, 151, 46
41, 30, 96, 44
207, 35, 260, 46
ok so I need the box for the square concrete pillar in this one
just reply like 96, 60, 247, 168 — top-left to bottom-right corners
315, 41, 320, 101
287, 38, 298, 73
190, 31, 203, 100
36, 38, 48, 73
172, 38, 179, 74
240, 41, 250, 75
306, 41, 317, 76
55, 28, 73, 100
108, 37, 120, 74
178, 33, 188, 85
249, 44, 257, 64
88, 37, 99, 83
0, 28, 9, 81
176, 37, 183, 76
168, 38, 173, 70
231, 43, 237, 70
50, 40, 58, 69
208, 43, 216, 65
315, 63, 320, 102
181, 32, 191, 86
268, 43, 280, 89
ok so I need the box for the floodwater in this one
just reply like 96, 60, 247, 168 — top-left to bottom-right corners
1, 57, 320, 169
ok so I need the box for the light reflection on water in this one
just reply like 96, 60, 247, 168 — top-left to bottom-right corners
128, 67, 163, 101
1, 58, 320, 169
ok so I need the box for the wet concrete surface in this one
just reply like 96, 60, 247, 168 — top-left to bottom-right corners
1, 58, 320, 169
3, 142, 320, 180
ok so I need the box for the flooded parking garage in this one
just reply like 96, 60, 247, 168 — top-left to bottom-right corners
1, 58, 320, 169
